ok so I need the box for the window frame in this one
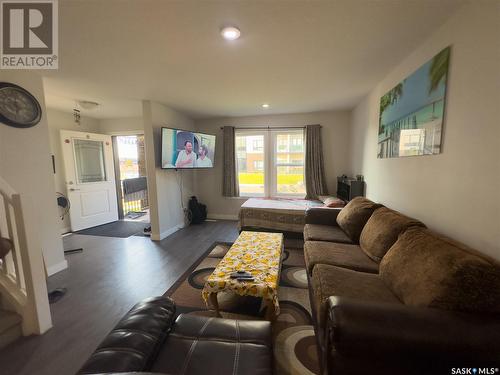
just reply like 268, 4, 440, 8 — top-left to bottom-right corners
235, 128, 305, 199
235, 130, 268, 198
270, 129, 305, 198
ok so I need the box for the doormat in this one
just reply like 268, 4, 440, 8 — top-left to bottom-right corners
75, 221, 150, 238
125, 211, 147, 220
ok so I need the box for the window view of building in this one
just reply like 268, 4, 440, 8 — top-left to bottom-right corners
274, 132, 305, 195
236, 134, 265, 195
235, 129, 305, 197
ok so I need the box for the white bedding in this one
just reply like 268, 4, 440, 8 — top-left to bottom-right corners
241, 198, 323, 211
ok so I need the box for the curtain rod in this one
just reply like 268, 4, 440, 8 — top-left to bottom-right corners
219, 124, 321, 130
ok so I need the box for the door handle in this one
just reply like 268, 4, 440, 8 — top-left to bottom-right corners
69, 188, 81, 191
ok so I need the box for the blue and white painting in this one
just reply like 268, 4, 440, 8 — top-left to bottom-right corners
378, 47, 450, 158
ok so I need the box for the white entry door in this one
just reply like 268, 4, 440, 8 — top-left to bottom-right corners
60, 130, 118, 231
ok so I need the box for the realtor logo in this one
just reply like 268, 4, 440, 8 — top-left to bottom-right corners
1, 0, 58, 69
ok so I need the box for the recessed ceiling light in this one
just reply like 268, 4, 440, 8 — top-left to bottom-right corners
221, 26, 241, 41
262, 103, 270, 108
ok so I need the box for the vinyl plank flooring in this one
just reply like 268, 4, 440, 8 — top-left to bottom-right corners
0, 220, 239, 375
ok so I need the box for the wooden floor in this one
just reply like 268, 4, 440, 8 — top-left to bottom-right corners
0, 220, 239, 375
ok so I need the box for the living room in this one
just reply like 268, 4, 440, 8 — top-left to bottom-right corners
0, 1, 499, 375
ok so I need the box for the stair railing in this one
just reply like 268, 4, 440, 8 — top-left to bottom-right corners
0, 176, 52, 335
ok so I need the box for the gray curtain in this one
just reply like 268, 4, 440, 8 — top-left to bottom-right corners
305, 124, 328, 199
222, 126, 239, 197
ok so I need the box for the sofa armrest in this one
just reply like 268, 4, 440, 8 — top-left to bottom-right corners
304, 207, 342, 225
326, 296, 500, 360
78, 297, 176, 375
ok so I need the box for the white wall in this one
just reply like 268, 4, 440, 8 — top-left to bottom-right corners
46, 109, 101, 233
142, 101, 196, 240
0, 72, 67, 275
195, 110, 351, 218
99, 117, 143, 135
349, 2, 500, 260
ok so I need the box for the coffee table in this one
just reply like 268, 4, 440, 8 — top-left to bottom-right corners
202, 231, 284, 320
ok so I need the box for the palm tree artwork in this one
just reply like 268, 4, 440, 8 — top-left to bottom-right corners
379, 82, 404, 134
377, 46, 450, 158
429, 47, 450, 93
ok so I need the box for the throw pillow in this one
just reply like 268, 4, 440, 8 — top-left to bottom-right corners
323, 197, 345, 208
336, 197, 383, 243
359, 207, 425, 262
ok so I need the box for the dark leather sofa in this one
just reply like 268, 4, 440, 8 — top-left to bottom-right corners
304, 197, 500, 374
326, 296, 500, 374
78, 296, 272, 375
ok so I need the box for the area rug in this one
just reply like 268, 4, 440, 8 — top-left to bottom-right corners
164, 240, 320, 375
74, 220, 150, 238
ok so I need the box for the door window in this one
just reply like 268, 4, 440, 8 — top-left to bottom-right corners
74, 139, 107, 183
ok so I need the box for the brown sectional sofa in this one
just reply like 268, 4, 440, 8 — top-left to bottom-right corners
304, 197, 424, 276
304, 197, 500, 374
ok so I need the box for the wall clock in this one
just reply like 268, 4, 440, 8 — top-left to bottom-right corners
0, 82, 42, 128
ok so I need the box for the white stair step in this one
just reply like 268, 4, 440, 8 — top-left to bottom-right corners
0, 309, 22, 350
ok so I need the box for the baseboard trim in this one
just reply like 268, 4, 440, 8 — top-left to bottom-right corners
60, 227, 71, 235
207, 214, 238, 221
46, 259, 68, 276
151, 223, 184, 241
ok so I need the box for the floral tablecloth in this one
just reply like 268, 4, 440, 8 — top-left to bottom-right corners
202, 231, 284, 314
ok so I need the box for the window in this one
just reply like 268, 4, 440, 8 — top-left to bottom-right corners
273, 130, 305, 196
252, 138, 264, 152
236, 137, 246, 152
277, 135, 288, 152
253, 160, 264, 171
235, 129, 305, 197
74, 139, 107, 183
290, 135, 304, 152
236, 133, 265, 196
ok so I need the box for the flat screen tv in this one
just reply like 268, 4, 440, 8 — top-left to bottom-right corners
161, 127, 216, 169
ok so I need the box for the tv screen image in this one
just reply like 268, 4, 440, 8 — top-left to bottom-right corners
161, 127, 216, 169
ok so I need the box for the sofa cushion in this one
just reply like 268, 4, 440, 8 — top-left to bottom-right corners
77, 296, 176, 375
152, 314, 272, 375
304, 241, 378, 275
336, 197, 382, 243
304, 224, 353, 244
310, 264, 400, 332
304, 207, 342, 226
359, 207, 425, 262
380, 227, 500, 313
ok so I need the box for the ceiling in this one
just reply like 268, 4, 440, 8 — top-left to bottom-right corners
42, 0, 464, 119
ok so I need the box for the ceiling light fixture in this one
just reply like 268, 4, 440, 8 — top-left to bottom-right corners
262, 103, 270, 108
77, 100, 100, 110
221, 26, 241, 41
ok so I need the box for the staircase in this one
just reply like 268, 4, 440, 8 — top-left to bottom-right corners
0, 176, 52, 348
0, 230, 21, 349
